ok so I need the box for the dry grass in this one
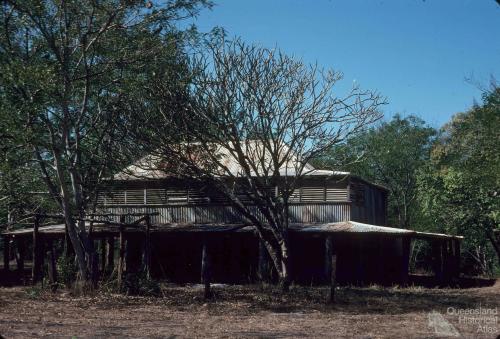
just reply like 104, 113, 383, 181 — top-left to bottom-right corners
0, 281, 498, 338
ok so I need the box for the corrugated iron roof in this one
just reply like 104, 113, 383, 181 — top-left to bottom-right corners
113, 141, 350, 180
2, 221, 462, 240
291, 221, 415, 234
4, 224, 67, 235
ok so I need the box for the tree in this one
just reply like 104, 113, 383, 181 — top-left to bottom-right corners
129, 38, 385, 291
0, 0, 210, 286
418, 87, 500, 272
0, 141, 55, 227
314, 115, 436, 229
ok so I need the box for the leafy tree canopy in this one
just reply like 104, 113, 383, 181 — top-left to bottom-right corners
314, 114, 436, 229
418, 87, 500, 272
0, 0, 211, 282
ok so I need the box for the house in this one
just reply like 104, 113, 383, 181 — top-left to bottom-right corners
2, 143, 462, 286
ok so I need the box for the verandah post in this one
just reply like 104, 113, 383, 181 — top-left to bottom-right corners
16, 237, 25, 274
201, 236, 212, 299
106, 236, 115, 274
442, 239, 454, 285
100, 238, 106, 274
453, 239, 461, 279
125, 235, 142, 274
326, 235, 337, 303
3, 235, 10, 273
47, 239, 58, 290
324, 235, 333, 282
117, 216, 125, 289
441, 240, 450, 285
32, 214, 42, 284
143, 215, 152, 279
431, 239, 443, 286
400, 236, 411, 286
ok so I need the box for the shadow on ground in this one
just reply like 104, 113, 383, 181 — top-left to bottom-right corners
0, 268, 498, 317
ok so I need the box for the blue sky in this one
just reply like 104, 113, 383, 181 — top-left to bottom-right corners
189, 0, 500, 128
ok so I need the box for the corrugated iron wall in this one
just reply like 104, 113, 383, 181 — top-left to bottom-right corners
349, 179, 387, 226
96, 177, 356, 224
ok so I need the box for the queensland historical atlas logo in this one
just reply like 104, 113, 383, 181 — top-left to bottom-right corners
428, 305, 498, 336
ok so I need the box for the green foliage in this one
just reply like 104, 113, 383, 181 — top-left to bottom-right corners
0, 0, 210, 268
417, 87, 500, 275
122, 272, 161, 297
0, 93, 57, 226
315, 103, 499, 275
57, 255, 78, 288
25, 285, 44, 299
314, 114, 436, 229
0, 0, 208, 210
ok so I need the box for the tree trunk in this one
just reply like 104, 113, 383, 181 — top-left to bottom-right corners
50, 146, 93, 287
279, 235, 291, 292
52, 150, 89, 283
87, 217, 99, 288
257, 239, 271, 283
486, 230, 500, 266
62, 207, 88, 282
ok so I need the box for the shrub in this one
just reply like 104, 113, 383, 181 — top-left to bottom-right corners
57, 255, 77, 287
25, 285, 43, 299
122, 272, 161, 296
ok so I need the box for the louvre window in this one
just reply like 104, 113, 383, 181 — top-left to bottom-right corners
96, 192, 107, 205
300, 187, 325, 202
187, 188, 211, 204
146, 189, 167, 205
326, 188, 348, 201
125, 189, 145, 204
208, 191, 230, 204
106, 190, 125, 205
289, 188, 301, 202
165, 188, 188, 204
97, 183, 349, 205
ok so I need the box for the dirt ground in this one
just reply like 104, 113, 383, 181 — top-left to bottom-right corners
0, 281, 498, 338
